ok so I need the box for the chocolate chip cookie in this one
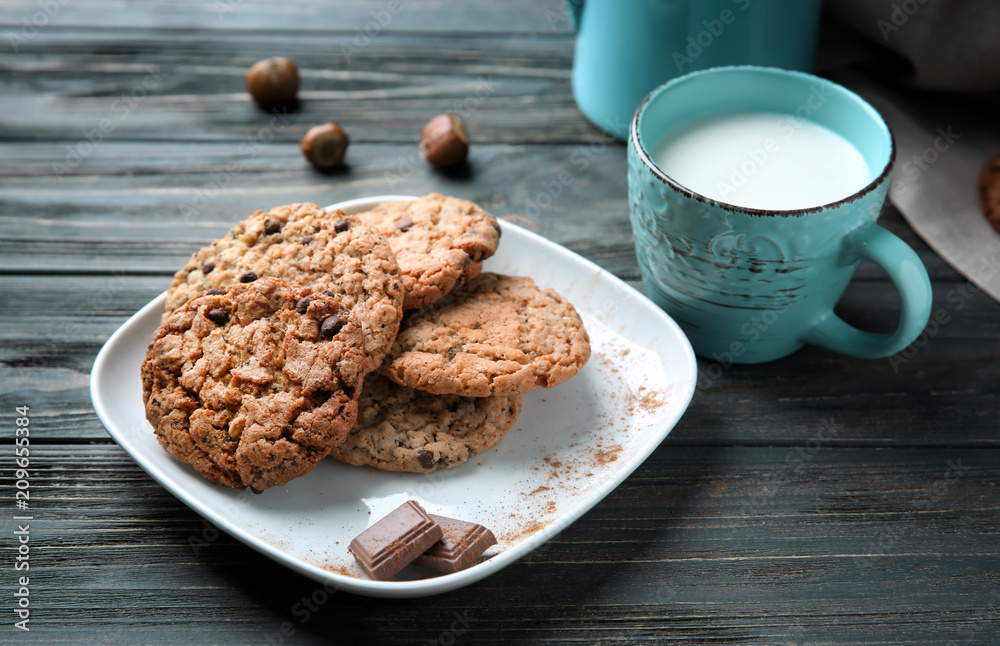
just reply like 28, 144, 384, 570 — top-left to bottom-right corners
164, 202, 404, 372
328, 373, 523, 473
355, 194, 501, 309
380, 273, 591, 397
143, 278, 368, 490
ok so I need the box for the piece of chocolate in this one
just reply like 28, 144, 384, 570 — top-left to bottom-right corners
205, 308, 228, 325
416, 450, 435, 469
348, 501, 443, 581
204, 287, 225, 296
413, 514, 496, 574
320, 314, 345, 339
239, 271, 258, 283
333, 217, 350, 233
264, 218, 282, 235
295, 297, 312, 314
202, 261, 216, 274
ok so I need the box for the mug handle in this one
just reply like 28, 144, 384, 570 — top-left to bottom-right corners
803, 224, 932, 359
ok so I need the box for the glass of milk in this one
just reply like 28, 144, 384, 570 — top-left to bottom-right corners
627, 66, 931, 363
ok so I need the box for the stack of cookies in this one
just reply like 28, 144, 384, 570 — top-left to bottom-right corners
142, 194, 591, 492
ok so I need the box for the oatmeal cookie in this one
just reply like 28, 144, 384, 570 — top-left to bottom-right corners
143, 278, 368, 490
355, 194, 501, 309
329, 373, 522, 473
164, 202, 404, 372
380, 273, 591, 397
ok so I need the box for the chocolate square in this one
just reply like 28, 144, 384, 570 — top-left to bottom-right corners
413, 514, 497, 574
348, 501, 443, 581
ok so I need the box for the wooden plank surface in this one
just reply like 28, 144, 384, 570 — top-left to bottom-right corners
0, 28, 583, 145
0, 0, 575, 33
1, 0, 998, 643
0, 139, 967, 283
3, 271, 998, 447
1, 445, 997, 645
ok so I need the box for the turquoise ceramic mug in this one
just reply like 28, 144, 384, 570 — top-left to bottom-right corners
566, 0, 823, 139
628, 66, 932, 363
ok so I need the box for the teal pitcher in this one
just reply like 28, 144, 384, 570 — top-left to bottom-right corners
566, 0, 824, 139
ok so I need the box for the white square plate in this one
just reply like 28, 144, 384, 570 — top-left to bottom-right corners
90, 195, 697, 598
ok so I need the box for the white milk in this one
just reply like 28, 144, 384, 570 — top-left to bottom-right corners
650, 112, 872, 211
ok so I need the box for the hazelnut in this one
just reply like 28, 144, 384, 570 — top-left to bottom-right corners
246, 57, 299, 109
420, 113, 469, 168
300, 123, 349, 169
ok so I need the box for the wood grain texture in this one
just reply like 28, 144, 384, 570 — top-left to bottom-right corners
1, 0, 998, 643
1, 444, 996, 645
0, 28, 582, 145
2, 274, 998, 447
0, 140, 965, 283
0, 0, 576, 33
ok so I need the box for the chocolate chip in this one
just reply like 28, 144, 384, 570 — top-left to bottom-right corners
295, 297, 312, 314
202, 262, 216, 274
301, 234, 314, 244
322, 290, 335, 298
239, 271, 258, 283
206, 308, 228, 325
321, 314, 346, 339
417, 451, 435, 469
333, 217, 350, 233
395, 217, 414, 232
205, 287, 225, 296
264, 219, 282, 235
490, 220, 502, 236
249, 486, 263, 495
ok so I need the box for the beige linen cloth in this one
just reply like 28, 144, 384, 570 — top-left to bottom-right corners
826, 0, 1000, 91
820, 0, 1000, 302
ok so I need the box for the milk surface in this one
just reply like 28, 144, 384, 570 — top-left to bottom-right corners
650, 112, 872, 210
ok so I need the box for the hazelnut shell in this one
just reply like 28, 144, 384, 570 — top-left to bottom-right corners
420, 114, 469, 168
301, 123, 350, 170
246, 57, 299, 109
